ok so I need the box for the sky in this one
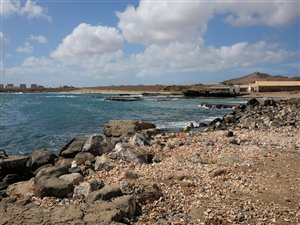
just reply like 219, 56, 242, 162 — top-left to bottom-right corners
1, 0, 300, 87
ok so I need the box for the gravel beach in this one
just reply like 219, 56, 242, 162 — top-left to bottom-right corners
1, 99, 299, 225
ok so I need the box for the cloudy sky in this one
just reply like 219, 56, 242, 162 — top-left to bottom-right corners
1, 0, 299, 87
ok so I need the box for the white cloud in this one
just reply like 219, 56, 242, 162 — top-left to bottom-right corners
221, 1, 300, 27
16, 42, 33, 54
129, 40, 293, 77
29, 34, 47, 43
51, 23, 124, 64
117, 1, 213, 45
1, 0, 51, 21
117, 1, 300, 45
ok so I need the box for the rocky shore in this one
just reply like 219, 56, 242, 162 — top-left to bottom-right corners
0, 99, 299, 224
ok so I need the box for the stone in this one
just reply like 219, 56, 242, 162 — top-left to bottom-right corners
59, 173, 83, 185
111, 195, 136, 218
74, 152, 95, 166
263, 99, 277, 106
83, 201, 123, 224
6, 180, 35, 199
226, 130, 234, 137
50, 204, 84, 224
35, 166, 69, 178
94, 155, 115, 171
86, 184, 122, 203
130, 133, 150, 146
69, 166, 82, 174
82, 134, 104, 155
247, 98, 260, 106
35, 176, 74, 198
210, 168, 228, 177
28, 148, 57, 171
59, 136, 88, 158
134, 181, 162, 204
224, 114, 236, 124
55, 158, 73, 168
0, 155, 29, 175
114, 143, 153, 164
103, 120, 155, 137
73, 179, 104, 197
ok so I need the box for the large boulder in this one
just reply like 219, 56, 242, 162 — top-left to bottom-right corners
35, 166, 69, 178
111, 195, 136, 218
59, 136, 88, 158
103, 120, 155, 137
94, 155, 115, 171
247, 98, 260, 106
59, 173, 83, 185
114, 143, 153, 164
28, 148, 57, 171
73, 179, 104, 197
74, 152, 95, 166
130, 133, 150, 146
35, 176, 74, 198
0, 155, 29, 175
86, 184, 122, 203
6, 180, 35, 199
82, 134, 104, 155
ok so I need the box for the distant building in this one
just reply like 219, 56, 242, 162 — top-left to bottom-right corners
37, 85, 44, 89
6, 84, 14, 89
31, 84, 37, 89
20, 84, 27, 89
248, 81, 300, 92
0, 84, 4, 90
208, 85, 240, 93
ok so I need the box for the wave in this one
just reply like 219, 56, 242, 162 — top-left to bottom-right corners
156, 121, 199, 129
38, 95, 80, 98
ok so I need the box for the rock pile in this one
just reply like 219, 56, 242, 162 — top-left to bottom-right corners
209, 98, 300, 130
0, 120, 162, 224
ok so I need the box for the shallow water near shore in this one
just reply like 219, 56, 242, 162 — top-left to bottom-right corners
0, 93, 246, 154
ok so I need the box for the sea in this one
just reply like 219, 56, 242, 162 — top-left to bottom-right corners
0, 93, 247, 155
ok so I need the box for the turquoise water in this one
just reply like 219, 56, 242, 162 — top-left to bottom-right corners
0, 93, 246, 154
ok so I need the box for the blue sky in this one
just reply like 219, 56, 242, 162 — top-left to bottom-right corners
1, 0, 299, 87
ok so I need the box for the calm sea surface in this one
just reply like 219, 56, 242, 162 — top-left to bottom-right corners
0, 93, 247, 154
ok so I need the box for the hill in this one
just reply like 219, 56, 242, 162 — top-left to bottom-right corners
223, 72, 300, 84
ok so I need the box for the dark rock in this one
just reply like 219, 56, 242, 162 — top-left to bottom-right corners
124, 171, 140, 180
134, 181, 162, 204
263, 99, 277, 106
130, 133, 150, 146
55, 158, 73, 168
111, 195, 136, 218
74, 179, 104, 197
94, 155, 115, 171
35, 176, 74, 198
0, 174, 20, 190
59, 136, 88, 158
210, 168, 228, 177
224, 114, 236, 124
226, 130, 234, 137
59, 173, 83, 185
28, 148, 57, 171
82, 134, 104, 155
74, 152, 95, 166
68, 166, 82, 174
247, 98, 260, 106
0, 155, 29, 175
114, 143, 153, 164
86, 184, 122, 203
33, 164, 53, 175
199, 122, 208, 127
229, 138, 240, 145
35, 166, 69, 178
103, 120, 155, 137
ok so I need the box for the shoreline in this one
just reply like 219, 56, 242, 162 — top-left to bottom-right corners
1, 98, 300, 224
